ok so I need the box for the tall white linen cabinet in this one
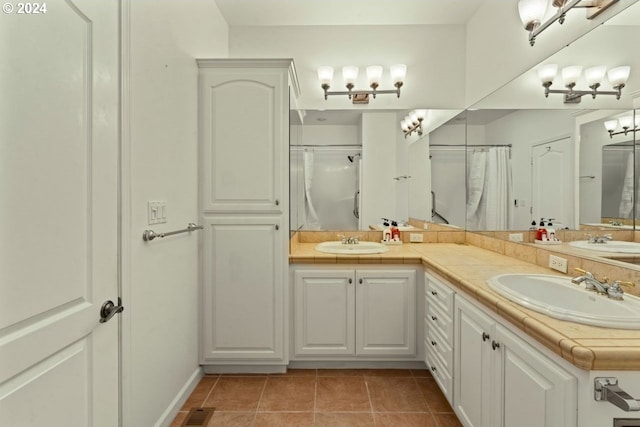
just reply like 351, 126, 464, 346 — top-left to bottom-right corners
198, 59, 300, 371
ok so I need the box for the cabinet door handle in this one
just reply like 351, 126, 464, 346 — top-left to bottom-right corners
275, 224, 279, 230
348, 278, 352, 284
430, 340, 437, 346
359, 278, 363, 284
482, 332, 490, 342
430, 366, 437, 372
431, 315, 437, 321
492, 340, 501, 351
275, 199, 280, 206
431, 290, 438, 296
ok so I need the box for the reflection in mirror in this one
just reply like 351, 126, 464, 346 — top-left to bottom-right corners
289, 109, 461, 232
580, 109, 639, 230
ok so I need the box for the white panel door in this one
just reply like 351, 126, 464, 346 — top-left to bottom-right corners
0, 1, 120, 426
356, 270, 416, 356
294, 270, 355, 356
531, 137, 573, 228
201, 216, 284, 361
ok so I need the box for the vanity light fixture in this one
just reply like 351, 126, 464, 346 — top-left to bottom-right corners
604, 115, 640, 138
537, 64, 630, 103
401, 109, 427, 138
518, 0, 619, 46
317, 64, 407, 104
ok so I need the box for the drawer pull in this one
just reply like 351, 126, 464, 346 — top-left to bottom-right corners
492, 340, 501, 351
430, 366, 437, 372
482, 332, 490, 342
431, 290, 438, 296
431, 315, 437, 321
430, 340, 437, 346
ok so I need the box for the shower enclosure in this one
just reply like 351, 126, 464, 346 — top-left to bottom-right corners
290, 146, 361, 230
429, 144, 513, 230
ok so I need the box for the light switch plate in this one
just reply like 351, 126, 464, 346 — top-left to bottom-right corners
147, 200, 167, 225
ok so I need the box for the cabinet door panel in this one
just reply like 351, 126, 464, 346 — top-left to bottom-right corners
294, 271, 355, 356
200, 69, 285, 213
201, 217, 283, 361
454, 296, 494, 427
356, 270, 416, 356
496, 325, 577, 427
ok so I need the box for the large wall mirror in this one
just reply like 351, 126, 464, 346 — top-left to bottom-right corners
290, 2, 640, 235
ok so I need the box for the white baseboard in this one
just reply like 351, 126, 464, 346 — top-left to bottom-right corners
154, 367, 204, 427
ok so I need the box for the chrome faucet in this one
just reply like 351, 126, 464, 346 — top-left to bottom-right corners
586, 233, 612, 244
571, 268, 636, 299
571, 268, 609, 294
337, 234, 360, 244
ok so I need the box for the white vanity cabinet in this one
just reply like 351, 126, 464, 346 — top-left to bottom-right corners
424, 272, 456, 403
292, 268, 417, 359
454, 294, 577, 427
198, 59, 299, 367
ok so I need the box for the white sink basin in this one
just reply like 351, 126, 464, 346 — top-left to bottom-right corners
315, 241, 389, 255
569, 240, 640, 254
487, 274, 640, 329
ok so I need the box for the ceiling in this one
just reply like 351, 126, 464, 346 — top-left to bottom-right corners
214, 0, 486, 27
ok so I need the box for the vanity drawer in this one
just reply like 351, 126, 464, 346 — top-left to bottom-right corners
426, 301, 453, 344
426, 325, 453, 371
425, 272, 454, 315
425, 342, 453, 404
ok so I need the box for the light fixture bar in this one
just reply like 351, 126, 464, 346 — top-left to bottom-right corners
523, 0, 618, 46
605, 116, 640, 138
538, 64, 629, 103
318, 64, 406, 103
545, 87, 623, 103
322, 87, 402, 100
401, 109, 427, 138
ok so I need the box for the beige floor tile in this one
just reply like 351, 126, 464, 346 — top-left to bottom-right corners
366, 377, 428, 412
314, 412, 375, 427
204, 376, 267, 411
258, 377, 315, 412
316, 377, 371, 412
253, 412, 314, 427
373, 413, 438, 427
415, 378, 454, 413
207, 412, 255, 427
180, 376, 218, 411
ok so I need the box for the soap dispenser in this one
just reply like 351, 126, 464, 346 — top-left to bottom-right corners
382, 218, 391, 242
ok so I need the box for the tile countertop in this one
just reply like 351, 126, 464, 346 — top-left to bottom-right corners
289, 241, 640, 371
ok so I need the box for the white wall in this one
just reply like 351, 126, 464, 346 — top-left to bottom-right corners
123, 1, 228, 426
292, 125, 359, 146
228, 25, 467, 110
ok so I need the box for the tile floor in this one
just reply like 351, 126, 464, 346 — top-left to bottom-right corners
171, 368, 462, 427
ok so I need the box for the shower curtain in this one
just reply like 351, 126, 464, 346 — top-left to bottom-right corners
466, 147, 513, 230
303, 150, 321, 229
619, 151, 634, 218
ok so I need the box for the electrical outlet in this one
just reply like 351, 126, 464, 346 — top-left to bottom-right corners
409, 233, 424, 243
549, 254, 568, 273
508, 233, 523, 242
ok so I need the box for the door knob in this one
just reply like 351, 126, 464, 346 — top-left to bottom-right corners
100, 298, 124, 323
